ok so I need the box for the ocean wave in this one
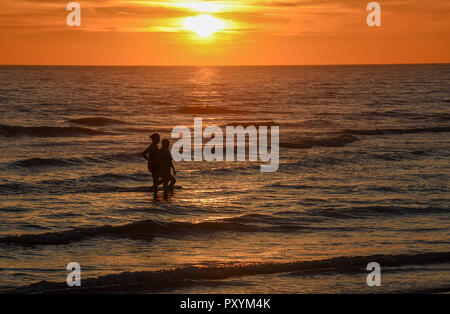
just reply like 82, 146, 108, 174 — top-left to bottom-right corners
79, 173, 148, 183
177, 106, 250, 114
99, 152, 142, 162
359, 111, 450, 121
0, 182, 184, 195
3, 205, 444, 246
308, 205, 449, 219
6, 152, 141, 169
8, 158, 75, 168
220, 121, 279, 128
0, 125, 111, 138
116, 127, 174, 135
343, 126, 450, 136
3, 251, 449, 293
37, 173, 150, 186
266, 183, 317, 190
68, 117, 127, 126
78, 184, 183, 193
295, 119, 336, 128
0, 212, 353, 246
280, 134, 358, 149
372, 150, 433, 161
0, 182, 38, 195
0, 217, 258, 246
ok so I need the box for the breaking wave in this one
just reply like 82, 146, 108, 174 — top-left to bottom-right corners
0, 217, 259, 246
6, 152, 141, 169
0, 125, 111, 138
2, 206, 447, 246
3, 251, 449, 293
278, 125, 449, 150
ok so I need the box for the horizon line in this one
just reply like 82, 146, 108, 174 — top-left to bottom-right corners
1, 62, 449, 67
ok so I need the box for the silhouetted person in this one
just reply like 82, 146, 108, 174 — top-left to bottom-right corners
142, 133, 162, 191
159, 139, 176, 191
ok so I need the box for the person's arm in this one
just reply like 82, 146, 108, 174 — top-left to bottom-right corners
171, 160, 176, 176
142, 146, 150, 161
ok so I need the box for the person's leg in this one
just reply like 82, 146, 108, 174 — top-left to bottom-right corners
160, 173, 169, 192
152, 172, 161, 192
168, 174, 176, 190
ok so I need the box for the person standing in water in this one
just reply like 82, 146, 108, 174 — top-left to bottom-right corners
159, 139, 176, 191
142, 133, 162, 191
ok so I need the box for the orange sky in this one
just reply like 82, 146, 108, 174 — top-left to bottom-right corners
1, 0, 449, 65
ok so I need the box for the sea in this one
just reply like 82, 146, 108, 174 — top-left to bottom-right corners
0, 64, 449, 293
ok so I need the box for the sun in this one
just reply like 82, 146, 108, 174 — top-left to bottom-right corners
184, 14, 225, 38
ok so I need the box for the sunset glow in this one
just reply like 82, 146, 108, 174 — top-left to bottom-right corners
0, 0, 449, 65
172, 1, 228, 13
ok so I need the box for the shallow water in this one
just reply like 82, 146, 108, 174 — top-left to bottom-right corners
0, 65, 449, 293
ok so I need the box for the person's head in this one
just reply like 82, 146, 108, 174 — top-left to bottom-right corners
150, 133, 160, 144
162, 139, 170, 149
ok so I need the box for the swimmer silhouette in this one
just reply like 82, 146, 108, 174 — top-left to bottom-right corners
143, 134, 177, 193
159, 138, 176, 191
142, 133, 162, 192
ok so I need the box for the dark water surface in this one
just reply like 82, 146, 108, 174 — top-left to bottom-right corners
0, 65, 449, 293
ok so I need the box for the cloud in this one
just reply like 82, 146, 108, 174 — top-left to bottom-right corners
3, 0, 450, 34
88, 5, 192, 18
